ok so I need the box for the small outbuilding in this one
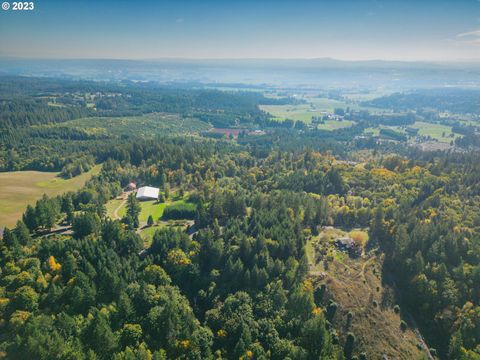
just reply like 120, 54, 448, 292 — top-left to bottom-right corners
136, 186, 160, 201
125, 182, 137, 191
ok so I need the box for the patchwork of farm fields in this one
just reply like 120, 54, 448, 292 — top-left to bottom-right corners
0, 165, 101, 229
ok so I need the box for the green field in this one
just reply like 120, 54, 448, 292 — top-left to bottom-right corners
317, 119, 355, 131
139, 222, 189, 248
410, 121, 458, 143
363, 122, 461, 144
308, 97, 353, 111
0, 165, 101, 228
106, 197, 192, 223
260, 97, 371, 125
260, 104, 321, 123
139, 201, 168, 222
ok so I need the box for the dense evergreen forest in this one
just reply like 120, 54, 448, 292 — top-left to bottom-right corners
0, 76, 285, 129
362, 89, 480, 115
0, 76, 479, 359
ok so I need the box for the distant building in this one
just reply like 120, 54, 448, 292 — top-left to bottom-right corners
125, 182, 137, 191
334, 236, 361, 258
136, 186, 159, 201
250, 129, 266, 136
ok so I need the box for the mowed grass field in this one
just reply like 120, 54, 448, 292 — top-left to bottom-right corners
260, 103, 355, 130
364, 121, 462, 144
0, 165, 101, 228
317, 119, 355, 131
260, 97, 363, 126
106, 197, 192, 223
260, 104, 321, 123
411, 121, 459, 143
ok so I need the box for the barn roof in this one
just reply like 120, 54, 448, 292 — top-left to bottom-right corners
136, 186, 159, 199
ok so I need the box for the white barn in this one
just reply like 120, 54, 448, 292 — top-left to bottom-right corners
136, 186, 160, 201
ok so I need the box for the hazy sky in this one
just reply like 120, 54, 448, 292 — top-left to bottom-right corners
0, 0, 479, 61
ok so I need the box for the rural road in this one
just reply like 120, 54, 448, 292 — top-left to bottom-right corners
112, 191, 131, 219
113, 199, 127, 219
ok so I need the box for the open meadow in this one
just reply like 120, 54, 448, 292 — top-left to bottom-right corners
0, 165, 101, 228
307, 228, 425, 359
260, 96, 376, 126
410, 121, 459, 143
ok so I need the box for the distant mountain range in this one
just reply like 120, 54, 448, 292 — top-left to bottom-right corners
1, 57, 479, 89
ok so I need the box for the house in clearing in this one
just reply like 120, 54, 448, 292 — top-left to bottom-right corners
334, 236, 362, 258
136, 186, 159, 201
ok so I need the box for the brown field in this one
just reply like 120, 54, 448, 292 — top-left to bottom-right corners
0, 165, 101, 229
307, 232, 428, 359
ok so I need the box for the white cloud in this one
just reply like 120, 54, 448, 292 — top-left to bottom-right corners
456, 29, 480, 45
457, 29, 480, 38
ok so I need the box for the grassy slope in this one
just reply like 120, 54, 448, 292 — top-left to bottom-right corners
307, 229, 426, 359
0, 165, 101, 228
105, 198, 192, 222
411, 121, 459, 143
139, 201, 167, 222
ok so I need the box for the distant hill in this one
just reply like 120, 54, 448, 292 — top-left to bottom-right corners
1, 58, 479, 89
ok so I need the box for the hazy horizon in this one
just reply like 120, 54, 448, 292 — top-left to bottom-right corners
1, 56, 480, 64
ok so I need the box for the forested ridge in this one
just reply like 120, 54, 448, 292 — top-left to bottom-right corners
0, 134, 479, 359
0, 76, 286, 130
0, 140, 345, 359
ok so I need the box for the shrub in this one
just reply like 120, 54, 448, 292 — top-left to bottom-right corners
400, 320, 407, 331
162, 202, 196, 220
349, 230, 369, 247
393, 305, 400, 314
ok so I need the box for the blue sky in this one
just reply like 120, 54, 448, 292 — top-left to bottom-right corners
0, 0, 479, 61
